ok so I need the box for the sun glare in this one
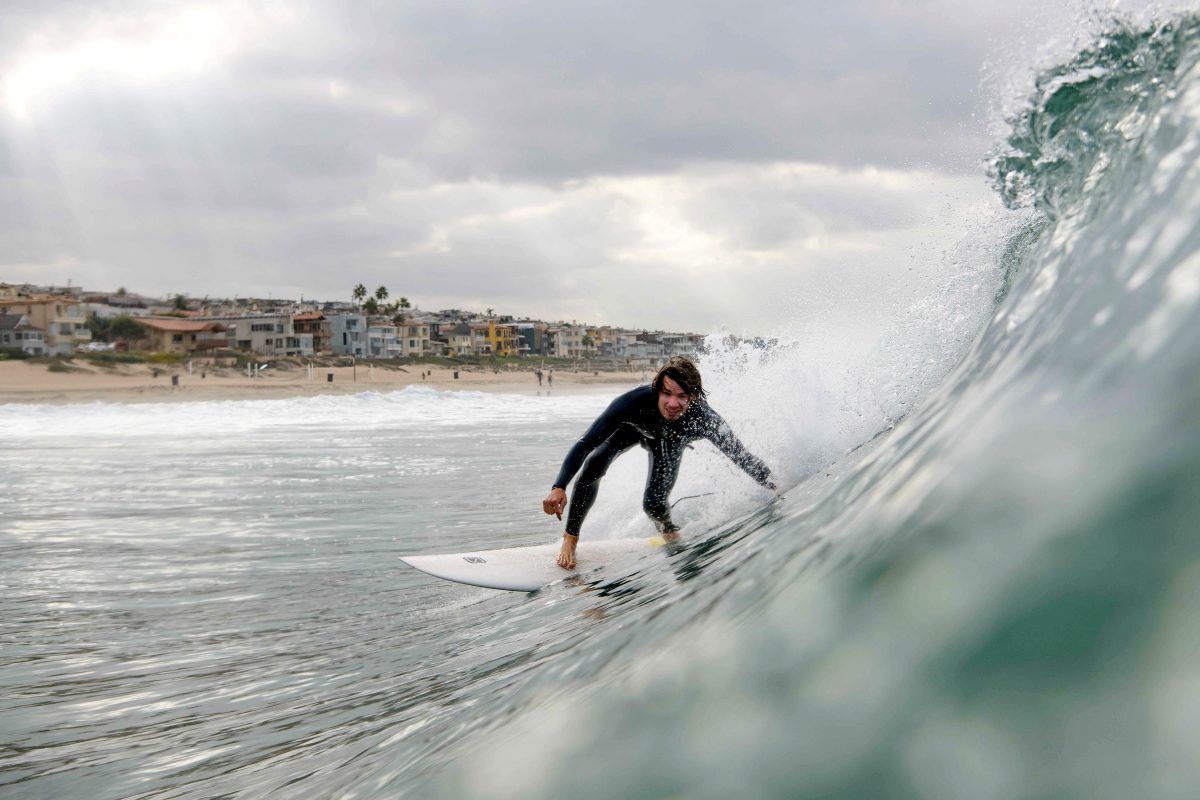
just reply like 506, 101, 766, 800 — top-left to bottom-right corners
3, 8, 231, 120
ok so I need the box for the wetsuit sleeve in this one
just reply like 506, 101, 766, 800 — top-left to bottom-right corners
702, 407, 773, 486
552, 394, 631, 489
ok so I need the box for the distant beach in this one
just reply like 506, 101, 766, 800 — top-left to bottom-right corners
0, 360, 640, 404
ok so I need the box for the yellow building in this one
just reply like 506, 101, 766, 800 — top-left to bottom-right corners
484, 320, 520, 357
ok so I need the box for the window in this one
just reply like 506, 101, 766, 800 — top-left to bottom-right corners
172, 334, 183, 343
251, 323, 274, 332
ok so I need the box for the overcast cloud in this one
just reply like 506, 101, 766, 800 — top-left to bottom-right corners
0, 0, 1094, 330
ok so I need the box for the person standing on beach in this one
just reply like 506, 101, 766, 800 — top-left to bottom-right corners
547, 370, 553, 387
536, 368, 543, 386
542, 356, 776, 569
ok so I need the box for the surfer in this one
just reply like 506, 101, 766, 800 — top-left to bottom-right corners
542, 356, 776, 569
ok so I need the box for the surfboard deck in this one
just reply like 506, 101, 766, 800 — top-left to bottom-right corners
400, 536, 670, 592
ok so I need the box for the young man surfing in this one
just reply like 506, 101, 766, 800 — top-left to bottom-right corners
542, 356, 776, 569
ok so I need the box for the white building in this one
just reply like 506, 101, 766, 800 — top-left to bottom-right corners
81, 302, 152, 319
367, 323, 403, 358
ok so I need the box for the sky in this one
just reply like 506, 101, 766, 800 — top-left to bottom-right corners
0, 0, 1131, 331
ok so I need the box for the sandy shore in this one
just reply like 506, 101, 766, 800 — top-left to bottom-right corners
0, 361, 642, 405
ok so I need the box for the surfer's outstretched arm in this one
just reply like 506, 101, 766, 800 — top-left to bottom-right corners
704, 409, 776, 490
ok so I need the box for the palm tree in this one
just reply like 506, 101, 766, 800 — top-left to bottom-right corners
393, 296, 412, 326
486, 307, 494, 318
363, 297, 380, 315
375, 286, 389, 303
352, 284, 367, 306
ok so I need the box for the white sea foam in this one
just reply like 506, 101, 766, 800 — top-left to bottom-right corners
0, 385, 617, 440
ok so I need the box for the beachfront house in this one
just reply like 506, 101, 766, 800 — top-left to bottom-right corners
195, 314, 312, 356
659, 333, 701, 357
327, 313, 366, 357
482, 321, 520, 357
611, 331, 666, 365
135, 318, 228, 355
0, 313, 46, 355
513, 322, 549, 356
293, 312, 332, 354
398, 323, 431, 357
469, 323, 492, 354
547, 325, 588, 359
0, 295, 92, 355
588, 326, 616, 358
445, 322, 475, 356
367, 322, 403, 358
613, 331, 643, 359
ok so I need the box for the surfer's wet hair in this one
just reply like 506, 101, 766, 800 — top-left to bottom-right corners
652, 356, 706, 399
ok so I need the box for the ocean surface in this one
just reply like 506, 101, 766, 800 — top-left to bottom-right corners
4, 13, 1200, 800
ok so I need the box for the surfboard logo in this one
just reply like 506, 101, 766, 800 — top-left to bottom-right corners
463, 556, 486, 564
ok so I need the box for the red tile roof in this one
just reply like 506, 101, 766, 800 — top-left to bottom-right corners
136, 317, 227, 333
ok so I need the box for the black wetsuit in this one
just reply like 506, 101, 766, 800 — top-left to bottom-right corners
553, 385, 772, 536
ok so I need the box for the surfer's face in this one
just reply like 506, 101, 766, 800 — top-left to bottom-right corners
657, 376, 691, 421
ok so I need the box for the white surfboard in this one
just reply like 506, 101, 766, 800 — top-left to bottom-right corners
400, 536, 670, 592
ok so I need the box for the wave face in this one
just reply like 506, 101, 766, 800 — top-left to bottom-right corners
4, 16, 1200, 800
431, 16, 1200, 799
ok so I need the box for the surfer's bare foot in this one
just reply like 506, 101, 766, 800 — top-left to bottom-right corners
556, 534, 577, 569
661, 530, 682, 543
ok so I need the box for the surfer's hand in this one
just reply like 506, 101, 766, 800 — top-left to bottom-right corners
543, 487, 567, 520
556, 534, 577, 569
